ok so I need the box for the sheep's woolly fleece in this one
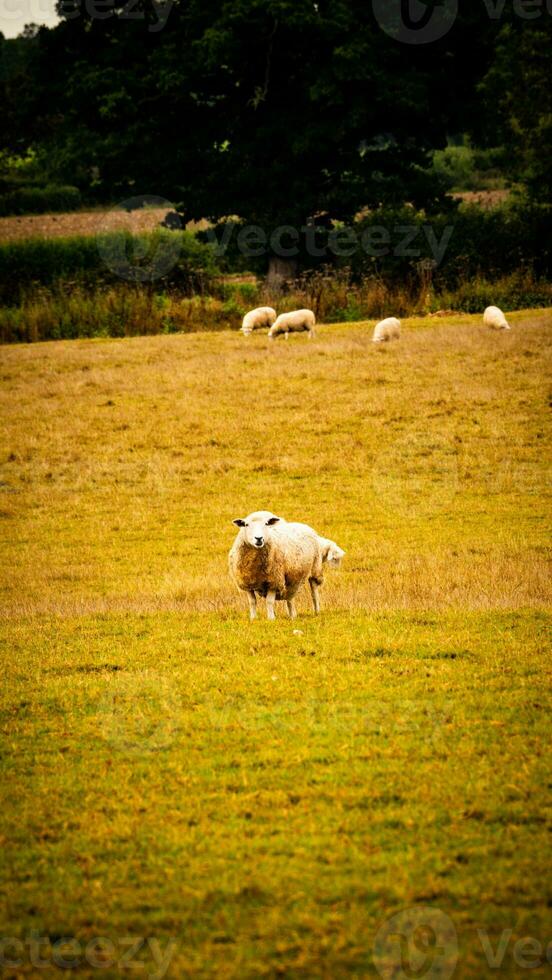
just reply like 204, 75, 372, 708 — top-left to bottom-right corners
484, 306, 511, 330
318, 536, 346, 568
241, 307, 277, 335
268, 309, 316, 339
229, 513, 324, 602
372, 317, 401, 343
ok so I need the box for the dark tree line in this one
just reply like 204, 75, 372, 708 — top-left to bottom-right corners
1, 1, 550, 243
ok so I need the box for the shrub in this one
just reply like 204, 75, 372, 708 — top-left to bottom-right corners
0, 284, 240, 344
224, 281, 260, 306
0, 230, 220, 304
434, 269, 552, 314
0, 184, 82, 216
256, 265, 552, 324
431, 145, 508, 192
253, 267, 418, 322
1, 200, 551, 343
1, 269, 550, 344
350, 200, 552, 288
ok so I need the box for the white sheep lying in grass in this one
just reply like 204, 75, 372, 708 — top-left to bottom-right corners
241, 307, 277, 336
372, 317, 401, 343
228, 511, 344, 619
483, 306, 511, 330
268, 309, 316, 341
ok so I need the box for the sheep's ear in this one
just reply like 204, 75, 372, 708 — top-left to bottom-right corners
266, 517, 280, 526
233, 518, 246, 527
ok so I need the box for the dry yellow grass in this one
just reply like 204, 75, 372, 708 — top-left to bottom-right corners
1, 311, 551, 978
454, 190, 511, 209
0, 309, 550, 620
0, 192, 504, 245
0, 208, 207, 243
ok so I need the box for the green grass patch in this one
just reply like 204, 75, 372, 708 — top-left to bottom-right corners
0, 230, 218, 306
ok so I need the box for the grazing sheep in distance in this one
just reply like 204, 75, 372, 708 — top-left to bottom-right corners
228, 511, 344, 620
268, 309, 316, 341
241, 307, 277, 336
372, 317, 401, 343
484, 306, 511, 330
318, 536, 346, 568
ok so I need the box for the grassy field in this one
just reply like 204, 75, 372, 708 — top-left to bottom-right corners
0, 194, 504, 243
0, 208, 209, 243
0, 311, 551, 978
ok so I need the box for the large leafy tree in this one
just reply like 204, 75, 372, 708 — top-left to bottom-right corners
478, 14, 552, 204
0, 28, 43, 159
167, 0, 494, 226
2, 1, 499, 268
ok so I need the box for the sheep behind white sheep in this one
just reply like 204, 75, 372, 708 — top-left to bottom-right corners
228, 511, 343, 619
268, 309, 316, 340
241, 307, 277, 336
372, 317, 401, 343
317, 536, 346, 568
483, 306, 511, 330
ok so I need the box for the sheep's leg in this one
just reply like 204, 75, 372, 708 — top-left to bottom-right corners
286, 599, 297, 619
266, 590, 277, 620
247, 592, 257, 621
309, 579, 320, 615
285, 332, 289, 341
308, 329, 315, 340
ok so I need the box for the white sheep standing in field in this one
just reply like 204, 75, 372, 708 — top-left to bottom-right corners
483, 306, 511, 330
372, 317, 401, 343
268, 309, 316, 341
228, 511, 344, 620
241, 307, 277, 336
318, 536, 346, 568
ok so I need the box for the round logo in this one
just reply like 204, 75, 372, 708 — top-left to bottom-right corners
374, 906, 459, 980
97, 672, 181, 754
363, 698, 451, 751
372, 0, 459, 45
96, 195, 182, 282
